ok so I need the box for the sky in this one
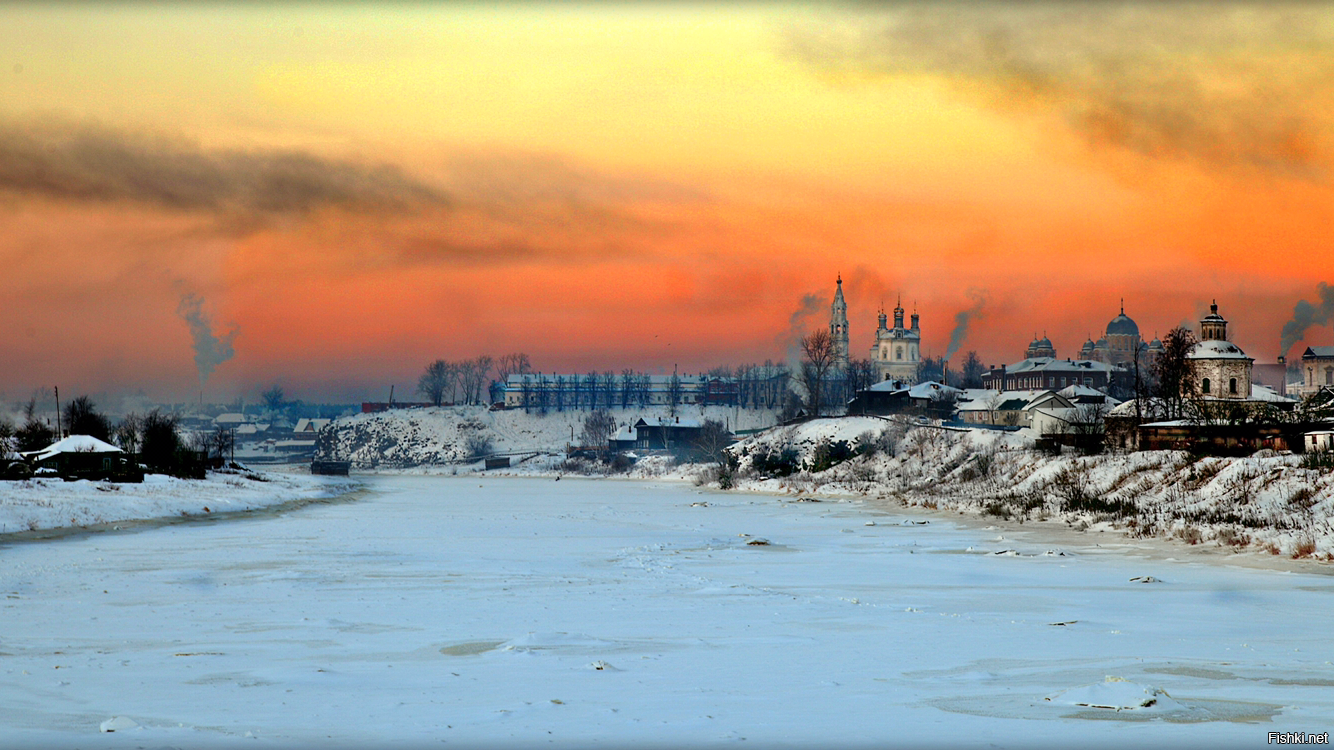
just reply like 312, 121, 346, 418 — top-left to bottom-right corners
2, 1, 1333, 405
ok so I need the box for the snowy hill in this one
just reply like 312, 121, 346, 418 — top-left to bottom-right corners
317, 404, 780, 468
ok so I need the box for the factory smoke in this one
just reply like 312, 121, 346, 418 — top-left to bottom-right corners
944, 289, 988, 363
177, 293, 237, 388
1280, 283, 1334, 357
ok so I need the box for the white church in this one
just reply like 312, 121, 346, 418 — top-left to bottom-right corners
827, 276, 922, 384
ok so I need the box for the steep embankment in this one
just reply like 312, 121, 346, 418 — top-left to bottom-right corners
317, 405, 779, 468
724, 418, 1334, 559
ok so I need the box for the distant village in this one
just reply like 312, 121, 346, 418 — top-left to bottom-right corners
4, 277, 1334, 481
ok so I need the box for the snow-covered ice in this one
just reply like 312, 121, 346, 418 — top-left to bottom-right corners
2, 475, 1332, 748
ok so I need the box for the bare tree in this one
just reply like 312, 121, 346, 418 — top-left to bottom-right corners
846, 358, 877, 398
64, 396, 112, 441
600, 371, 617, 410
580, 409, 617, 455
553, 375, 567, 412
115, 413, 144, 460
692, 419, 732, 463
520, 375, 534, 413
418, 360, 450, 406
960, 351, 985, 389
620, 369, 636, 409
1152, 326, 1198, 420
636, 373, 651, 407
261, 385, 286, 412
495, 353, 532, 383
535, 374, 550, 415
668, 369, 683, 417
800, 329, 836, 417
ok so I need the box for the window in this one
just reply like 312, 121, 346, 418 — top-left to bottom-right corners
1084, 377, 1092, 386
1202, 378, 1211, 394
1229, 378, 1237, 394
896, 346, 903, 360
1327, 368, 1333, 385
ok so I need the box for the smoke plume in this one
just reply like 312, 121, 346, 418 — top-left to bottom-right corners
177, 293, 237, 388
1280, 282, 1334, 357
782, 292, 829, 361
785, 3, 1334, 179
944, 289, 988, 363
0, 120, 448, 217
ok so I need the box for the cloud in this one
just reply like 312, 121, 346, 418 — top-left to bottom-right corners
0, 120, 448, 217
785, 2, 1334, 179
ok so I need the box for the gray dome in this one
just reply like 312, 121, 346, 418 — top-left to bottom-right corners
1106, 312, 1140, 337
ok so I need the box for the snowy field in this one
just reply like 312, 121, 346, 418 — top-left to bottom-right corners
3, 475, 1333, 749
0, 469, 357, 536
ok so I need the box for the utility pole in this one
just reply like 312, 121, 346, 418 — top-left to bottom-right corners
54, 385, 61, 439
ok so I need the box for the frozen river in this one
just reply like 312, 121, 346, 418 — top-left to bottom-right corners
3, 475, 1333, 748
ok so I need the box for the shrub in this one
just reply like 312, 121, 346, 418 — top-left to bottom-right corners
807, 438, 855, 473
463, 433, 494, 460
752, 444, 800, 478
1302, 451, 1334, 471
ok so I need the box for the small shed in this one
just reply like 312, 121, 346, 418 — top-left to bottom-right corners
1306, 430, 1334, 453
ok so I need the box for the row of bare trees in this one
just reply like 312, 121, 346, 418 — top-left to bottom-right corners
517, 371, 655, 414
418, 354, 533, 407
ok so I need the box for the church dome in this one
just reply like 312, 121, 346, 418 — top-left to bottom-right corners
1148, 338, 1163, 352
1106, 311, 1140, 337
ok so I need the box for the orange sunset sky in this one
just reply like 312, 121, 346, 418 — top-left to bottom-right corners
2, 2, 1333, 404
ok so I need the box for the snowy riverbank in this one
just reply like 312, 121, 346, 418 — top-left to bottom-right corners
719, 418, 1334, 562
0, 468, 358, 537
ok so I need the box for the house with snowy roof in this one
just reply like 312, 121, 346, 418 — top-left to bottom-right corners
631, 417, 704, 450
21, 435, 139, 481
955, 390, 1073, 427
846, 380, 959, 416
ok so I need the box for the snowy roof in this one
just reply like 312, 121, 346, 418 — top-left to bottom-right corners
34, 434, 123, 461
956, 390, 1057, 412
612, 426, 637, 441
865, 380, 908, 393
1003, 358, 1110, 374
1187, 339, 1250, 360
213, 413, 251, 425
907, 381, 960, 400
1106, 398, 1171, 419
1248, 384, 1296, 403
293, 418, 332, 433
